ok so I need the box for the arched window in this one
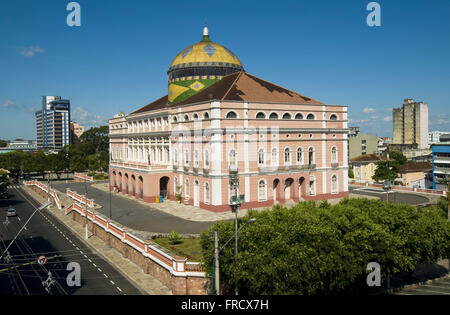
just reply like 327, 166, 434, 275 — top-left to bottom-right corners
258, 180, 267, 201
193, 113, 199, 120
296, 147, 303, 164
173, 116, 178, 123
282, 113, 292, 120
330, 114, 338, 121
309, 176, 316, 196
295, 113, 303, 120
331, 175, 338, 194
204, 150, 210, 168
284, 148, 291, 165
203, 112, 210, 120
271, 148, 278, 165
174, 148, 178, 164
269, 112, 279, 120
204, 182, 210, 204
194, 150, 199, 168
308, 147, 315, 165
258, 148, 265, 165
307, 113, 315, 120
331, 147, 338, 163
184, 114, 189, 121
226, 111, 237, 119
256, 112, 266, 119
184, 149, 189, 165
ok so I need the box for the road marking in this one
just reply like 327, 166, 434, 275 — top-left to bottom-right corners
98, 268, 102, 272
117, 287, 122, 292
83, 255, 87, 258
110, 280, 115, 285
93, 263, 97, 267
17, 217, 21, 221
104, 273, 108, 278
88, 259, 92, 263
76, 247, 80, 250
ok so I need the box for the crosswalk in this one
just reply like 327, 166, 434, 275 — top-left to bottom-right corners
7, 185, 22, 189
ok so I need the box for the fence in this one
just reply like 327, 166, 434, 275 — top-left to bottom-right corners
66, 188, 95, 208
74, 172, 93, 182
65, 202, 208, 294
24, 180, 62, 209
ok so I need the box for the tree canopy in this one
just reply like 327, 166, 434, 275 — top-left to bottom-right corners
200, 199, 450, 295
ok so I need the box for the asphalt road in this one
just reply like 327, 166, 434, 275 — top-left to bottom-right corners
349, 186, 430, 205
51, 181, 216, 234
0, 186, 142, 295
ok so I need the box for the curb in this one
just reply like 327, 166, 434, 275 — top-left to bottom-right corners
388, 273, 450, 294
21, 186, 164, 295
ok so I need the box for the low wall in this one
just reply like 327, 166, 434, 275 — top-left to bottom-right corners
74, 172, 93, 182
349, 180, 447, 196
66, 203, 210, 295
24, 180, 62, 209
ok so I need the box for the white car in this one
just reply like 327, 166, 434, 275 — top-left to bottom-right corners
6, 208, 16, 217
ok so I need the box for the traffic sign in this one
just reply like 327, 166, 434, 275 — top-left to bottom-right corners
37, 255, 47, 265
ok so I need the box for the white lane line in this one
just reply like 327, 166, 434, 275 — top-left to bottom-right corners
88, 259, 92, 263
98, 268, 102, 272
117, 287, 122, 292
110, 280, 115, 285
93, 263, 97, 267
17, 217, 21, 221
104, 273, 108, 278
83, 255, 87, 258
76, 247, 80, 250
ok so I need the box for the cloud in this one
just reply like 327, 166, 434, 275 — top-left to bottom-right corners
383, 116, 392, 122
0, 100, 18, 108
72, 107, 108, 127
20, 46, 45, 57
363, 107, 376, 114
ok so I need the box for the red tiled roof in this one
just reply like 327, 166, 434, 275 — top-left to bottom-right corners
398, 162, 432, 173
129, 71, 324, 115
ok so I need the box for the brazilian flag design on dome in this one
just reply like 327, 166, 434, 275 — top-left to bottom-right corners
168, 79, 218, 104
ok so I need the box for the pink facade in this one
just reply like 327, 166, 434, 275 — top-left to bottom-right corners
109, 98, 349, 213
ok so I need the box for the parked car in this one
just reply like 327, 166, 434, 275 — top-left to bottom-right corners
0, 192, 9, 199
6, 208, 16, 217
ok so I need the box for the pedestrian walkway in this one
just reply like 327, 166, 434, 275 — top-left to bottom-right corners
21, 184, 172, 295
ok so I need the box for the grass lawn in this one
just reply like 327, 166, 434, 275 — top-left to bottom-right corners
152, 237, 203, 261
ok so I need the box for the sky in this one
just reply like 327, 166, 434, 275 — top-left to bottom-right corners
0, 0, 449, 140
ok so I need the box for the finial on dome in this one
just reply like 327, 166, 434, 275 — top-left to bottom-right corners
201, 25, 211, 42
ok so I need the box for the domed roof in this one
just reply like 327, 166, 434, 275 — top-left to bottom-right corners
168, 27, 243, 71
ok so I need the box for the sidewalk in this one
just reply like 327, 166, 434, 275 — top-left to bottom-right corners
22, 185, 172, 295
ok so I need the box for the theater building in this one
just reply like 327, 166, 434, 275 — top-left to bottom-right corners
109, 27, 349, 212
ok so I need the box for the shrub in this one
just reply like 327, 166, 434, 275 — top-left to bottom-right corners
169, 231, 183, 245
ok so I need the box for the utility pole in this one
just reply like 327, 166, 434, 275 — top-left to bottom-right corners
214, 229, 220, 295
229, 159, 241, 296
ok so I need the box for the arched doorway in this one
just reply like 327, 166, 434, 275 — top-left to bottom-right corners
118, 172, 122, 192
285, 178, 294, 200
112, 171, 117, 188
124, 173, 129, 194
194, 180, 199, 207
299, 177, 306, 201
273, 179, 280, 202
160, 176, 169, 198
131, 175, 136, 196
138, 176, 143, 199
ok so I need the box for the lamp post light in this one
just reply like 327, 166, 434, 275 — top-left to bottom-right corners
228, 158, 245, 295
214, 217, 257, 295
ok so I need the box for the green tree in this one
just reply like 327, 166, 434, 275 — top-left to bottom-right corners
79, 126, 109, 153
0, 139, 7, 148
372, 161, 399, 182
388, 150, 407, 165
0, 169, 9, 192
201, 199, 450, 295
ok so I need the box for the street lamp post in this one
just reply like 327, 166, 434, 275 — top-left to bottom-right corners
214, 218, 256, 295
